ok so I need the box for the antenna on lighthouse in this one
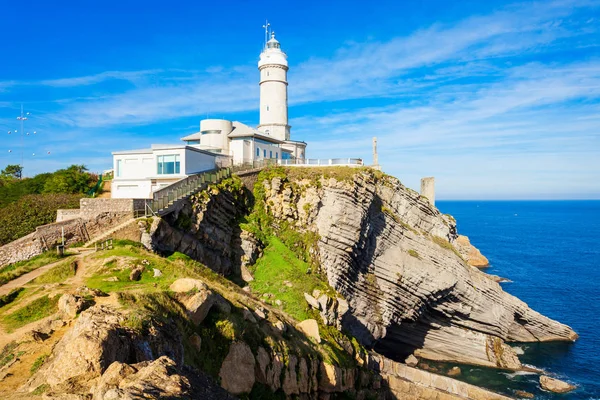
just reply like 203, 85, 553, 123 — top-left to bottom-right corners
262, 20, 271, 49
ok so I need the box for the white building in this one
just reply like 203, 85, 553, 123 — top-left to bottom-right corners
112, 28, 307, 199
111, 145, 227, 199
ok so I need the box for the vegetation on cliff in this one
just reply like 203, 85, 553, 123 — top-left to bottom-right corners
0, 164, 99, 246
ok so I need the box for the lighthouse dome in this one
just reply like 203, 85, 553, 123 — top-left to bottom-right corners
259, 32, 288, 68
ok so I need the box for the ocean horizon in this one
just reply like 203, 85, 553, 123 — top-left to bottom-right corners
437, 200, 600, 399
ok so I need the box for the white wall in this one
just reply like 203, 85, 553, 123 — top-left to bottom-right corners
113, 152, 155, 180
184, 148, 217, 174
252, 139, 281, 163
112, 179, 152, 199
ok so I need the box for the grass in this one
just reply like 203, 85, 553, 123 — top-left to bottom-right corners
2, 294, 61, 332
30, 353, 49, 375
431, 235, 465, 261
249, 236, 330, 321
0, 341, 18, 369
31, 259, 77, 284
408, 249, 420, 259
0, 251, 73, 286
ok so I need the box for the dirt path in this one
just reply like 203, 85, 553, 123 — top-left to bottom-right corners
0, 255, 80, 297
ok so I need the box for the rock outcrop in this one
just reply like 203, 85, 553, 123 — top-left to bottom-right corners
23, 305, 184, 394
144, 178, 249, 276
539, 375, 576, 393
456, 234, 490, 267
257, 168, 577, 370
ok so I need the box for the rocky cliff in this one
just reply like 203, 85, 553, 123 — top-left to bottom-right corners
249, 167, 577, 370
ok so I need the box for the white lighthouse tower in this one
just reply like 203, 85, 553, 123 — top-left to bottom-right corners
258, 31, 290, 141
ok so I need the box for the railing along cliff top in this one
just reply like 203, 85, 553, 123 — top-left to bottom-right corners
278, 158, 363, 167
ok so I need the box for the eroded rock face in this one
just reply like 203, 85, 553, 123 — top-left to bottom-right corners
24, 305, 184, 393
260, 170, 577, 370
145, 178, 249, 276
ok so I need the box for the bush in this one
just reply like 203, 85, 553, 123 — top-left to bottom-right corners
0, 194, 82, 245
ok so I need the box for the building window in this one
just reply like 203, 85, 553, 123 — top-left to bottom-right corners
157, 154, 181, 175
276, 152, 278, 159
266, 106, 269, 111
186, 140, 200, 144
256, 147, 260, 157
270, 151, 272, 158
116, 159, 122, 177
263, 149, 267, 157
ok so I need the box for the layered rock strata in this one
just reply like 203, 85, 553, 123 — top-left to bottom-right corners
259, 168, 577, 370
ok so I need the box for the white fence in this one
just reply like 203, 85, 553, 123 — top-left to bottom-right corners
278, 158, 363, 167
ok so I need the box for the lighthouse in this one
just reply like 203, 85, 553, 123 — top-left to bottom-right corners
258, 31, 290, 141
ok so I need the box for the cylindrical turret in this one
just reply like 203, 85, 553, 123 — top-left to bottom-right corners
258, 32, 290, 141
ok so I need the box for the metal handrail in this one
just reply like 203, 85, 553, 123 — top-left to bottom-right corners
143, 160, 277, 216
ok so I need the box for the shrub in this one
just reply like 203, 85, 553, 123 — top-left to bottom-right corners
0, 194, 82, 245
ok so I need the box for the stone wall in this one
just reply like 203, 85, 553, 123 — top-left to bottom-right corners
56, 209, 82, 222
0, 211, 136, 268
79, 198, 145, 218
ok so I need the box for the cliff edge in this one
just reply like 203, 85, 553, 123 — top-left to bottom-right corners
246, 167, 577, 370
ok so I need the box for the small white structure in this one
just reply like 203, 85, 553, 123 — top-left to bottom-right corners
112, 145, 223, 199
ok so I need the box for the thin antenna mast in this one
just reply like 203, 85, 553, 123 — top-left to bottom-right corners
262, 20, 270, 49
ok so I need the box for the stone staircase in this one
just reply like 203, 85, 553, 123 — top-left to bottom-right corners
82, 217, 139, 248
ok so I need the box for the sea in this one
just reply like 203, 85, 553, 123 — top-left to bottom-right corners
436, 201, 600, 399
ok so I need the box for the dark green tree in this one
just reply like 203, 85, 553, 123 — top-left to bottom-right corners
1, 164, 23, 180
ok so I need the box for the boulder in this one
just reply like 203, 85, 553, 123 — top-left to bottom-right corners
297, 319, 321, 343
129, 266, 144, 281
180, 290, 216, 325
514, 390, 535, 399
92, 357, 190, 400
152, 268, 162, 278
219, 342, 255, 394
169, 278, 207, 293
58, 294, 86, 318
304, 293, 320, 310
404, 354, 418, 367
539, 375, 576, 393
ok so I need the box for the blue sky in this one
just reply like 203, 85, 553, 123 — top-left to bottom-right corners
0, 0, 599, 199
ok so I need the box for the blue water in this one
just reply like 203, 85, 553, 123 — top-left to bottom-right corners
437, 201, 600, 399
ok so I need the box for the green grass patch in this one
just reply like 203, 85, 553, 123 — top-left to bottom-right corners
408, 249, 420, 259
2, 294, 61, 332
0, 251, 72, 286
431, 235, 464, 260
31, 260, 77, 284
0, 341, 18, 368
249, 237, 330, 321
30, 353, 49, 375
32, 384, 49, 395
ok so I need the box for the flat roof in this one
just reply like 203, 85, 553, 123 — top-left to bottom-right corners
112, 144, 221, 157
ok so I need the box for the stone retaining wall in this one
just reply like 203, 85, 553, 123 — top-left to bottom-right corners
56, 209, 82, 222
79, 198, 145, 218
